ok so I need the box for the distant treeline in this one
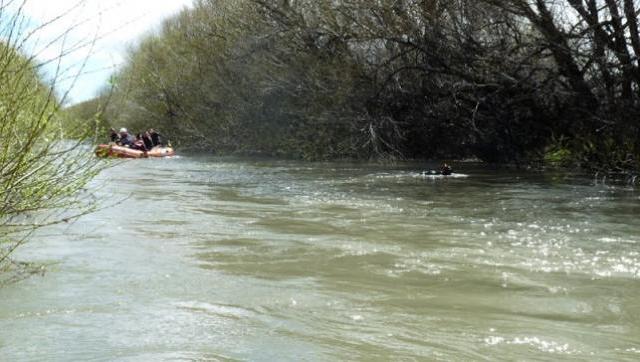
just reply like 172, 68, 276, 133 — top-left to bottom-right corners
71, 0, 640, 170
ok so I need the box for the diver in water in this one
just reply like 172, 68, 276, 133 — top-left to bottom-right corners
440, 162, 453, 176
420, 162, 453, 176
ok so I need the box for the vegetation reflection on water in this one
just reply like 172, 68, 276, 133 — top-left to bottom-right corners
0, 156, 638, 360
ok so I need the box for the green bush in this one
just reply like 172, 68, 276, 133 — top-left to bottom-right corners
0, 39, 101, 283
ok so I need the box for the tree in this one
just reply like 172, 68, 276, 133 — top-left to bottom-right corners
482, 0, 640, 169
0, 2, 102, 284
102, 0, 639, 169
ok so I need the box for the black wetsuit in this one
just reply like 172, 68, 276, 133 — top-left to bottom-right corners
150, 132, 162, 147
142, 136, 153, 150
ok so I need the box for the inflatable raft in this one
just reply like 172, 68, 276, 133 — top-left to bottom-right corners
95, 144, 175, 158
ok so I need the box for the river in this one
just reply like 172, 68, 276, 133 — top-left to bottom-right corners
0, 156, 639, 361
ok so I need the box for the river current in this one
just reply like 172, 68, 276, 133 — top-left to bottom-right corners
0, 156, 639, 360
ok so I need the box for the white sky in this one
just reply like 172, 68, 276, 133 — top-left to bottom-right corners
16, 0, 193, 104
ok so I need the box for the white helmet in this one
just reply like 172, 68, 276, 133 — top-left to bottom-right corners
119, 128, 127, 133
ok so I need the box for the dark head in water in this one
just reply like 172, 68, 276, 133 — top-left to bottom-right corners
441, 163, 453, 176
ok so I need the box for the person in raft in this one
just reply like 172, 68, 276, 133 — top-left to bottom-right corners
149, 128, 163, 147
142, 131, 154, 150
131, 133, 149, 151
117, 128, 135, 147
109, 128, 120, 143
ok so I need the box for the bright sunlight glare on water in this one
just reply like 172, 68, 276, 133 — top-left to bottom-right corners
0, 156, 639, 360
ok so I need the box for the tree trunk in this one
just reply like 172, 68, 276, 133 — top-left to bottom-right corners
529, 0, 598, 109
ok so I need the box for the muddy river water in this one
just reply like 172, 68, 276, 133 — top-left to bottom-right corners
1, 156, 639, 360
